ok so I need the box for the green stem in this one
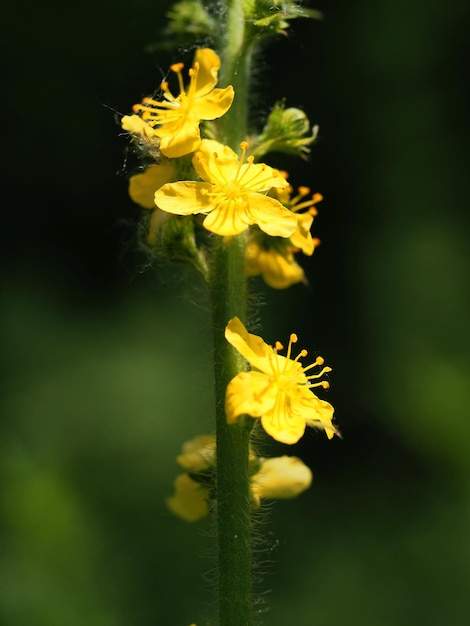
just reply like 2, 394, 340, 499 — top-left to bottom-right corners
217, 0, 252, 149
209, 3, 255, 624
209, 234, 253, 626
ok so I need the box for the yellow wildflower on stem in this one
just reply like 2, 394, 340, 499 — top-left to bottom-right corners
167, 435, 312, 522
122, 48, 234, 158
245, 184, 322, 288
225, 317, 338, 444
154, 139, 298, 237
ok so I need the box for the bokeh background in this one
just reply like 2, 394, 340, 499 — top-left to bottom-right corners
1, 1, 469, 624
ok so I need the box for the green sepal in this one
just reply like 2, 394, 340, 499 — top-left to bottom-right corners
251, 99, 318, 159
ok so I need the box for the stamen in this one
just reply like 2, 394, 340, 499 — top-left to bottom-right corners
169, 63, 186, 97
274, 341, 283, 352
285, 333, 298, 360
170, 62, 184, 73
305, 365, 332, 383
233, 142, 249, 182
187, 62, 200, 99
291, 191, 323, 214
211, 152, 230, 185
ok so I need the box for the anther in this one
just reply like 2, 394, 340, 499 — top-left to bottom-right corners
170, 62, 184, 73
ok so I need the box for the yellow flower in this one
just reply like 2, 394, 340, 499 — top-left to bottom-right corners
245, 182, 322, 288
168, 438, 313, 521
251, 456, 312, 504
245, 240, 306, 289
225, 317, 338, 444
122, 48, 234, 158
167, 436, 313, 521
154, 140, 298, 237
166, 473, 209, 522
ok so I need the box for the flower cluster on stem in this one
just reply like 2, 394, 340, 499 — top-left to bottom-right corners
120, 3, 336, 625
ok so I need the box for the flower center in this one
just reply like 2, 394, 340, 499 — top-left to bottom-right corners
132, 61, 200, 129
269, 333, 331, 393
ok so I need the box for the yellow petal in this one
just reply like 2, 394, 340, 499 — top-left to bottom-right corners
225, 317, 272, 372
202, 202, 251, 236
193, 48, 221, 95
166, 474, 209, 522
247, 194, 298, 238
225, 371, 277, 423
155, 182, 213, 215
159, 121, 201, 158
251, 456, 312, 500
128, 164, 177, 209
191, 86, 235, 121
192, 140, 238, 183
290, 212, 316, 255
261, 397, 308, 445
121, 114, 158, 139
293, 387, 337, 438
246, 244, 305, 289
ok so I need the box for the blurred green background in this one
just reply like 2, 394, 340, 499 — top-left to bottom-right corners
1, 1, 469, 624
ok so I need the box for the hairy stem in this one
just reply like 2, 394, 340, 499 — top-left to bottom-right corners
208, 2, 255, 624
209, 233, 253, 626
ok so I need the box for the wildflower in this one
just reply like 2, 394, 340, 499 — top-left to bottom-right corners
154, 140, 298, 237
225, 317, 337, 444
167, 435, 312, 521
121, 48, 234, 158
245, 181, 322, 288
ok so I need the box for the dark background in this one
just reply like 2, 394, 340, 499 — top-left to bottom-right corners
1, 1, 469, 624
